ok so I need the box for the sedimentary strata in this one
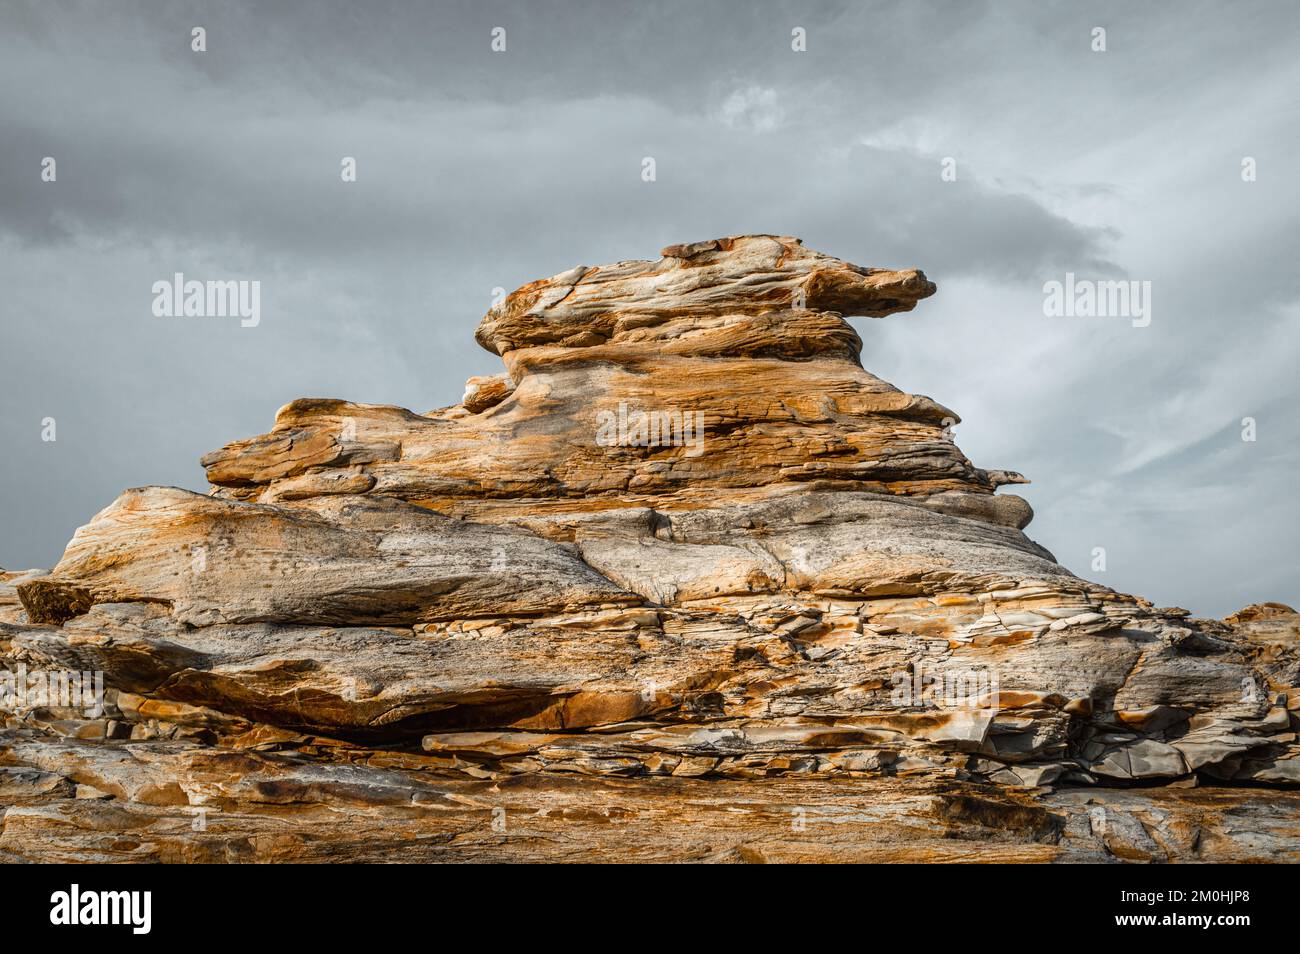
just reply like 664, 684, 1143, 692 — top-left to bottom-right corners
2, 235, 1296, 862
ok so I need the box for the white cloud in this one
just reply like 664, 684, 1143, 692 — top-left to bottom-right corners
718, 85, 784, 133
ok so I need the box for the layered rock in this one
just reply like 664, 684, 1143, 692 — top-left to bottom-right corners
2, 235, 1297, 863
198, 235, 1024, 521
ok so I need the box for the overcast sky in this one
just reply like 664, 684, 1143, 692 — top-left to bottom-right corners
2, 0, 1296, 617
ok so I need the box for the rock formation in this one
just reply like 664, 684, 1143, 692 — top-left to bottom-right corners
2, 234, 1297, 863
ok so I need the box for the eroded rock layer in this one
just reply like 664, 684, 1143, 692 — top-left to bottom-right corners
2, 235, 1297, 863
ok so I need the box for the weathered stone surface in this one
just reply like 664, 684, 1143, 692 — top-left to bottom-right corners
197, 236, 1003, 517
460, 373, 514, 414
1, 731, 1298, 863
475, 234, 936, 355
2, 236, 1297, 863
22, 487, 633, 627
14, 578, 91, 625
0, 568, 48, 624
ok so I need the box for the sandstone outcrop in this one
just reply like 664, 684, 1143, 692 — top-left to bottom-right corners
2, 235, 1297, 863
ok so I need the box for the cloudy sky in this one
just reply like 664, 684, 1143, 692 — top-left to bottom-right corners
2, 0, 1296, 617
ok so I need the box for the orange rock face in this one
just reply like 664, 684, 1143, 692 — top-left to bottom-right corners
2, 235, 1297, 863
199, 236, 1024, 525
